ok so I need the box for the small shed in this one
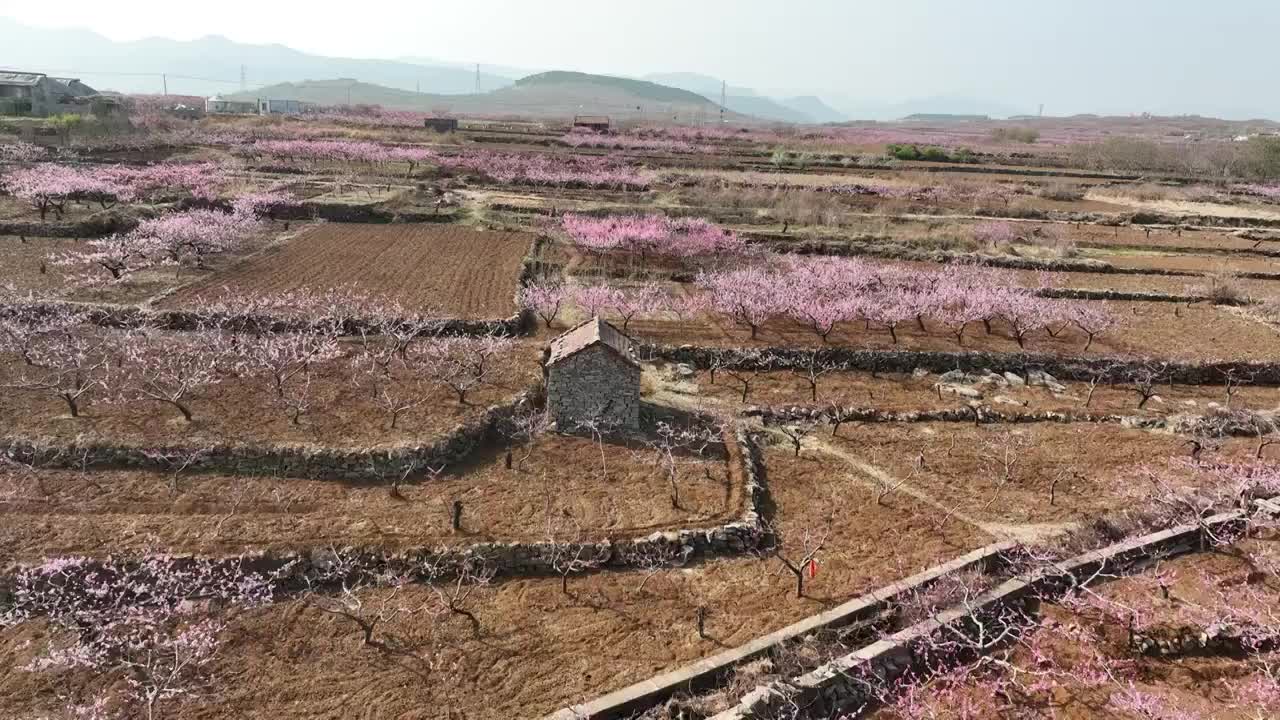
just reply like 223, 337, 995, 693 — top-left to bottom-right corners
545, 317, 641, 433
0, 71, 98, 117
572, 115, 611, 133
424, 117, 459, 133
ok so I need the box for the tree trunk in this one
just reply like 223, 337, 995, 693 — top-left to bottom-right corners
170, 399, 194, 423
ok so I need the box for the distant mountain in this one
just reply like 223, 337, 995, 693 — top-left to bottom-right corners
642, 72, 839, 124
234, 73, 743, 122
396, 56, 532, 84
0, 17, 513, 96
230, 80, 443, 110
514, 71, 714, 106
779, 96, 846, 124
642, 72, 756, 99
829, 94, 1029, 121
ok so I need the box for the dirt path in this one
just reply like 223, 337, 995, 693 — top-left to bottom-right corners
800, 436, 1074, 544
644, 366, 1075, 544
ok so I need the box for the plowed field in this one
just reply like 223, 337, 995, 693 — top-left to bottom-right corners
167, 223, 534, 318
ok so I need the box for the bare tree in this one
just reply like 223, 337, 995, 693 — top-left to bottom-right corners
305, 551, 422, 650
544, 515, 608, 595
142, 447, 211, 496
422, 550, 495, 638
621, 542, 684, 594
777, 419, 819, 458
643, 421, 721, 510
506, 407, 553, 472
790, 354, 844, 403
767, 514, 833, 598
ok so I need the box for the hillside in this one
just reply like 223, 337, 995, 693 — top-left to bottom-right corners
235, 73, 746, 123
780, 95, 847, 124
229, 80, 441, 109
644, 72, 843, 124
513, 72, 717, 107
0, 17, 514, 96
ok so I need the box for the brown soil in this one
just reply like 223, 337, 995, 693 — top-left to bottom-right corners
0, 194, 113, 223
625, 297, 1278, 363
0, 446, 991, 720
821, 422, 1258, 528
163, 223, 535, 319
0, 432, 738, 563
0, 337, 540, 451
675, 365, 1280, 420
1016, 268, 1280, 298
1096, 249, 1280, 276
0, 226, 302, 305
869, 532, 1280, 719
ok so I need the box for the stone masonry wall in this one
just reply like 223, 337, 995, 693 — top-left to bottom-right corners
640, 344, 1280, 386
3, 392, 535, 482
548, 346, 641, 431
1, 427, 769, 603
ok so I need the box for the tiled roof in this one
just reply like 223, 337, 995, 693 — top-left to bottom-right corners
0, 72, 44, 86
547, 317, 638, 367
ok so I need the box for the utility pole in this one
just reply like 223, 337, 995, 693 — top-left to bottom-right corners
475, 63, 481, 93
416, 79, 420, 94
1038, 103, 1044, 117
720, 79, 727, 123
162, 74, 167, 95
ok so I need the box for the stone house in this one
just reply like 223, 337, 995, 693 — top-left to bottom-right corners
0, 71, 101, 117
572, 115, 611, 133
545, 318, 640, 433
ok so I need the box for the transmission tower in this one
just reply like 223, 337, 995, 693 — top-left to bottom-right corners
475, 64, 481, 93
240, 65, 247, 93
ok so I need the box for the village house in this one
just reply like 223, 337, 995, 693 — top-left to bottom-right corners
545, 317, 641, 433
572, 115, 611, 133
0, 71, 103, 117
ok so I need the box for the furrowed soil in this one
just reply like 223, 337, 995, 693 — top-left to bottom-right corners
163, 223, 535, 318
819, 421, 1258, 530
0, 337, 541, 450
625, 297, 1279, 362
0, 432, 739, 562
0, 445, 991, 720
867, 530, 1280, 719
669, 365, 1280, 420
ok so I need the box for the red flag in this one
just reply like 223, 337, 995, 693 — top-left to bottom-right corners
808, 559, 818, 579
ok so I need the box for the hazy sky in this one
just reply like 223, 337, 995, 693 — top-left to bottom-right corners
7, 0, 1279, 116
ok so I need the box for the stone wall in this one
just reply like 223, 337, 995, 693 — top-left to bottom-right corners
641, 343, 1280, 386
4, 392, 535, 482
0, 299, 530, 340
0, 213, 139, 238
750, 405, 1278, 439
713, 508, 1259, 720
547, 346, 641, 432
1, 426, 770, 602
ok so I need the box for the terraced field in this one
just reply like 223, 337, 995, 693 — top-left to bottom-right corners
167, 224, 535, 319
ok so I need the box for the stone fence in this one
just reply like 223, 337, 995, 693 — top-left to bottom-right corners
0, 427, 770, 605
747, 405, 1278, 439
713, 506, 1264, 720
639, 343, 1280, 386
0, 214, 140, 238
4, 391, 536, 481
0, 299, 531, 339
544, 542, 1015, 720
747, 237, 1280, 283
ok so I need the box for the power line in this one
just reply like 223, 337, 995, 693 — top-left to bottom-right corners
0, 67, 241, 85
